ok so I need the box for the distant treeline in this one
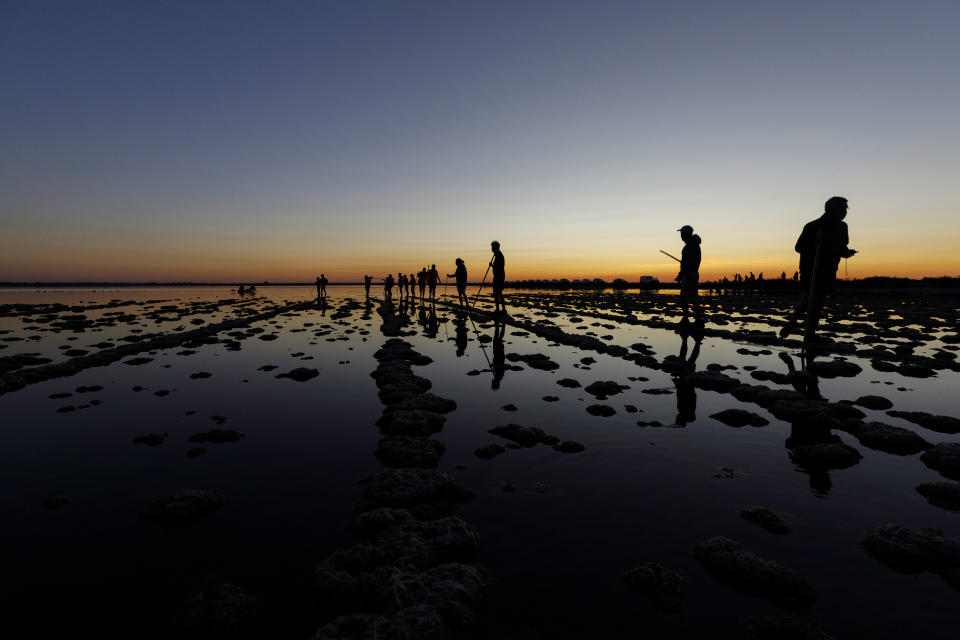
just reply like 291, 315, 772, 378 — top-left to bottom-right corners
2, 276, 959, 290
503, 275, 960, 291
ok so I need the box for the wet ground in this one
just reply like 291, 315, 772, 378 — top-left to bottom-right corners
2, 285, 959, 638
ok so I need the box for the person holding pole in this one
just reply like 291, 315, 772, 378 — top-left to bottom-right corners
780, 196, 857, 341
448, 258, 468, 307
363, 275, 373, 298
490, 240, 506, 314
676, 225, 704, 327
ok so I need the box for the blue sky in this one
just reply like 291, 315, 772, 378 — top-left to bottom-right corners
2, 1, 958, 280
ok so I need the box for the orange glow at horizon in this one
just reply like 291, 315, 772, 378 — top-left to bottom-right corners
3, 242, 958, 283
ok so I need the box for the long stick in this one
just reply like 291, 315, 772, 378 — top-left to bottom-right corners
804, 234, 823, 342
660, 249, 681, 263
470, 256, 493, 310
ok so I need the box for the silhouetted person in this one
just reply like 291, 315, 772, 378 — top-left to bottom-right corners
491, 318, 507, 389
427, 264, 440, 299
408, 274, 416, 298
363, 275, 373, 297
398, 273, 407, 298
780, 196, 857, 341
384, 274, 394, 299
676, 225, 704, 326
315, 274, 328, 299
417, 269, 427, 299
780, 271, 787, 281
238, 285, 246, 294
490, 240, 506, 314
448, 258, 468, 306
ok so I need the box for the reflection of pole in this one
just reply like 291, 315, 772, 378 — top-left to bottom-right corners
470, 256, 493, 310
467, 313, 493, 375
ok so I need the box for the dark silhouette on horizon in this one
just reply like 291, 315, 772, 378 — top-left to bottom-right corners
490, 240, 506, 314
417, 268, 427, 299
427, 264, 441, 300
448, 258, 468, 307
780, 196, 857, 342
384, 274, 395, 299
676, 225, 704, 327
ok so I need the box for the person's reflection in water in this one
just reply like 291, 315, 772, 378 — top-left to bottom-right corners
785, 419, 840, 495
779, 351, 821, 399
426, 304, 439, 338
491, 318, 507, 389
778, 350, 851, 494
672, 329, 702, 425
417, 301, 428, 330
451, 314, 468, 356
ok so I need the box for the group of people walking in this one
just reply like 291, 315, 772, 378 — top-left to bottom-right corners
349, 241, 508, 313
314, 196, 854, 344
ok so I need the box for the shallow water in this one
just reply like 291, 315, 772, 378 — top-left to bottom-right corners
1, 285, 959, 638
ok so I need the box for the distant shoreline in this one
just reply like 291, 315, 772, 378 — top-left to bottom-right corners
2, 276, 959, 291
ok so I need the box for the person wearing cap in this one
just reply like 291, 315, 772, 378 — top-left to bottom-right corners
677, 225, 704, 326
780, 196, 857, 341
490, 240, 506, 314
447, 258, 468, 307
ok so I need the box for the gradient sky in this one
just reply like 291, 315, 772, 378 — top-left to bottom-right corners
2, 0, 958, 282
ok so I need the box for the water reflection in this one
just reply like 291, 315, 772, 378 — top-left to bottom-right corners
672, 331, 701, 426
779, 351, 821, 399
452, 315, 468, 357
778, 350, 859, 494
491, 318, 507, 390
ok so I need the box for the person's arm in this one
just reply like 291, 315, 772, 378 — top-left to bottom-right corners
840, 222, 857, 257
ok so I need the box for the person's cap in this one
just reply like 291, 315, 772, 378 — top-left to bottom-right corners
677, 225, 693, 234
825, 196, 847, 211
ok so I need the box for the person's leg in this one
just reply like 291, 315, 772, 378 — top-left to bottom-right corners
679, 288, 690, 321
780, 287, 810, 338
805, 290, 828, 340
691, 288, 703, 324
